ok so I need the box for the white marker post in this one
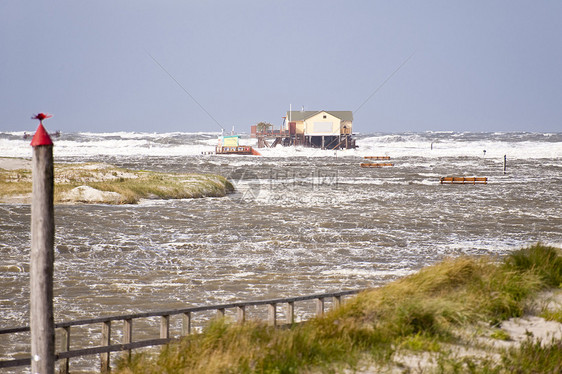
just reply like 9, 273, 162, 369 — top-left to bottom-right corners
30, 113, 55, 374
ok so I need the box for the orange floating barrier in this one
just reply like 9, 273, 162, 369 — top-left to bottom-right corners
360, 163, 393, 168
364, 156, 390, 160
440, 177, 487, 184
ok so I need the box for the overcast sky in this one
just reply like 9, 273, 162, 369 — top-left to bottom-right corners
1, 1, 561, 133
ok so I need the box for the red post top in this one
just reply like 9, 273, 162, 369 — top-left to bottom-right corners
31, 123, 53, 146
30, 113, 54, 146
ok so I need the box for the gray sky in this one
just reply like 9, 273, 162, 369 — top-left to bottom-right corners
1, 1, 561, 133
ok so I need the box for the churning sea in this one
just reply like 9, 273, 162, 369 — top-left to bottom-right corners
0, 130, 561, 369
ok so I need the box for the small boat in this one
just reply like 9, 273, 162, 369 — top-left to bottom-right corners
215, 135, 261, 155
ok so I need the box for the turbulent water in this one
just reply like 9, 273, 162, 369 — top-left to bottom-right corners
1, 131, 561, 368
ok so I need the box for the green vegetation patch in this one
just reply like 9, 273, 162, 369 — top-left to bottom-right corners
541, 309, 562, 323
116, 243, 562, 373
0, 162, 234, 204
0, 168, 32, 197
504, 242, 562, 288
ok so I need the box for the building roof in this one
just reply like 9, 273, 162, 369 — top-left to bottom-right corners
286, 110, 353, 122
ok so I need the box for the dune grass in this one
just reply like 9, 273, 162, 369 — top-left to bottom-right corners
115, 243, 562, 373
0, 162, 234, 204
72, 172, 234, 204
0, 168, 32, 196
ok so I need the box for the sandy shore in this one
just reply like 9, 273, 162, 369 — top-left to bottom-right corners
0, 157, 32, 170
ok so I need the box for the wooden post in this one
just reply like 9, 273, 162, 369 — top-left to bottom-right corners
268, 304, 277, 326
60, 326, 70, 374
332, 295, 342, 310
100, 321, 111, 373
182, 312, 191, 336
286, 301, 295, 325
160, 315, 170, 339
237, 306, 246, 323
30, 115, 55, 374
316, 298, 324, 316
123, 318, 133, 361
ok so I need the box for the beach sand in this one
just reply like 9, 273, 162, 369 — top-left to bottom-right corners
0, 157, 32, 171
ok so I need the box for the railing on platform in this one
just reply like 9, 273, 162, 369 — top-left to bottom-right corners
252, 130, 291, 138
0, 289, 363, 372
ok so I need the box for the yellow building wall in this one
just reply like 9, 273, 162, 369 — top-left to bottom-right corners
222, 136, 240, 146
285, 120, 305, 134
304, 112, 341, 135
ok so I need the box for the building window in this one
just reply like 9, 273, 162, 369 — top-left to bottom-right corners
323, 115, 327, 119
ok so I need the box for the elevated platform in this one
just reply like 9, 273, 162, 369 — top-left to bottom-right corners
251, 129, 356, 150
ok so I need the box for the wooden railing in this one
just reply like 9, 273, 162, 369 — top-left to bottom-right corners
0, 289, 363, 372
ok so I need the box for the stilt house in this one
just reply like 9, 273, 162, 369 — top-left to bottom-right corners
251, 110, 356, 149
285, 110, 353, 149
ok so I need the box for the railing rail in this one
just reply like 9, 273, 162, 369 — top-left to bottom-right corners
0, 288, 364, 372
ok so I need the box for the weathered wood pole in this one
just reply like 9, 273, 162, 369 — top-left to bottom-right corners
285, 301, 295, 324
332, 295, 342, 309
315, 298, 324, 316
60, 326, 70, 374
160, 315, 170, 339
181, 312, 191, 336
123, 318, 133, 361
268, 303, 277, 326
100, 321, 111, 373
30, 113, 55, 374
236, 306, 246, 324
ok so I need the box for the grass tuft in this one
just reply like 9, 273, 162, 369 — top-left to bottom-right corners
541, 309, 562, 323
504, 243, 562, 288
490, 329, 511, 341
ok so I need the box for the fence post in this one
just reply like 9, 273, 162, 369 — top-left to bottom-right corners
237, 306, 246, 323
123, 319, 133, 361
268, 304, 277, 326
286, 301, 295, 324
30, 114, 55, 374
182, 312, 191, 336
100, 321, 111, 373
332, 295, 341, 310
60, 326, 70, 374
316, 298, 324, 317
160, 315, 170, 339
217, 308, 225, 318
